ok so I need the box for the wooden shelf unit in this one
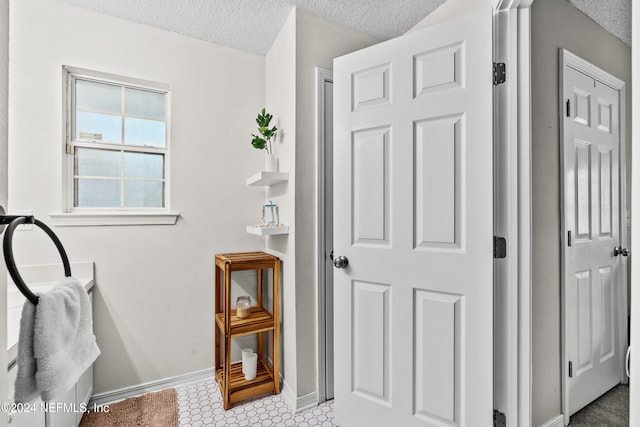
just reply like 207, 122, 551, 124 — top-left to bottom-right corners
214, 252, 281, 409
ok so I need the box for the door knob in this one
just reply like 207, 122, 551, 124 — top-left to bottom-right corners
333, 255, 349, 269
614, 246, 630, 257
626, 346, 631, 378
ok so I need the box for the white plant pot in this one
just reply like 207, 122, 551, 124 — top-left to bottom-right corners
265, 153, 278, 172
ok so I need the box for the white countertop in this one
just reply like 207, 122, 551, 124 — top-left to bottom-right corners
7, 262, 95, 367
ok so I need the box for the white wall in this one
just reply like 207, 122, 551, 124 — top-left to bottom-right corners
293, 9, 377, 397
0, 0, 9, 421
265, 7, 298, 396
531, 0, 631, 424
265, 7, 377, 404
0, 0, 7, 207
9, 0, 266, 394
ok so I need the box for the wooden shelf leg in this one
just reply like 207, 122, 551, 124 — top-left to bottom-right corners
257, 269, 264, 360
223, 266, 232, 410
273, 260, 281, 394
223, 334, 231, 410
214, 264, 221, 370
257, 268, 263, 308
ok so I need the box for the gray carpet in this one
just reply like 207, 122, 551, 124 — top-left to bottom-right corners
569, 384, 629, 426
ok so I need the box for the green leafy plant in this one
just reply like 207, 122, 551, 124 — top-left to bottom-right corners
251, 108, 278, 154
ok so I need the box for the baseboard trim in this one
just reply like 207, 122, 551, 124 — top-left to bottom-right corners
540, 414, 564, 427
89, 367, 215, 406
295, 390, 318, 412
281, 379, 318, 413
282, 380, 296, 411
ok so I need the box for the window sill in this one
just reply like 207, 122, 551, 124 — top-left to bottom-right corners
49, 212, 180, 226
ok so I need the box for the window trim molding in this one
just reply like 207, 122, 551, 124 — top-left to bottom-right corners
49, 211, 180, 227
62, 65, 173, 216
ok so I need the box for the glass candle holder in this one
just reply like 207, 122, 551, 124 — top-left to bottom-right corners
236, 296, 251, 319
262, 201, 279, 225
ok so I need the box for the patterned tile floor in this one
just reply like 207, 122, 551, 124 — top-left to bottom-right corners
176, 378, 335, 427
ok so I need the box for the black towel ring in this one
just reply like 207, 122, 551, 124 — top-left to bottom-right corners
3, 217, 72, 305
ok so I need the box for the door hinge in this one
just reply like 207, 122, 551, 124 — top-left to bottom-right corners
66, 143, 74, 155
493, 236, 507, 259
566, 99, 571, 117
569, 361, 573, 378
568, 230, 572, 247
493, 62, 506, 85
494, 409, 506, 427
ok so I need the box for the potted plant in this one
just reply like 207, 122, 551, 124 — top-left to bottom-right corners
251, 108, 279, 172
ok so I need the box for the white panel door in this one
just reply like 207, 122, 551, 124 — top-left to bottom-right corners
563, 64, 623, 416
334, 9, 493, 427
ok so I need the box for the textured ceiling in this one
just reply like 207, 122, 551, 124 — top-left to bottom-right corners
56, 0, 446, 55
569, 0, 631, 46
55, 0, 631, 54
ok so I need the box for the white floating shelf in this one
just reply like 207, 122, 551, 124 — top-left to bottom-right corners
246, 171, 289, 187
246, 225, 290, 236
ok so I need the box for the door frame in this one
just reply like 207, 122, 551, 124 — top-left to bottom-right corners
630, 5, 639, 424
494, 1, 534, 426
316, 66, 333, 403
559, 48, 628, 426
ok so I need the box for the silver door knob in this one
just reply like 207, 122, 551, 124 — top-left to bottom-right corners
333, 255, 349, 269
614, 246, 630, 257
626, 346, 631, 378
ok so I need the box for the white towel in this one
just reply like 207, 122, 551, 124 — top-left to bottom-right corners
14, 299, 37, 402
14, 277, 100, 402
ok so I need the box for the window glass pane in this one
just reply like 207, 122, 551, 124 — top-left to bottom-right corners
75, 178, 120, 207
124, 152, 163, 179
124, 117, 165, 147
75, 148, 120, 177
76, 79, 121, 114
125, 88, 165, 120
123, 181, 164, 208
76, 111, 122, 143
70, 72, 170, 211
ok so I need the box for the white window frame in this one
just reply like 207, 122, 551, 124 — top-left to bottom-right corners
51, 66, 179, 226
